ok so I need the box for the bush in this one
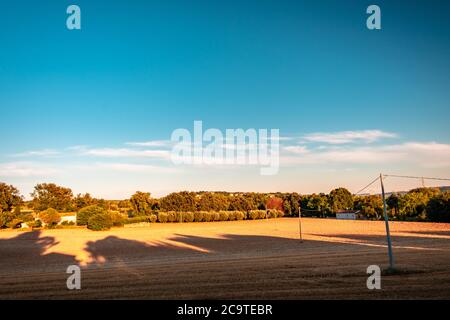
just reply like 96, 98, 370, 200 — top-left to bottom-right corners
219, 211, 229, 221
194, 211, 205, 222
77, 205, 106, 226
248, 210, 266, 220
167, 211, 176, 223
110, 212, 125, 227
235, 211, 245, 220
204, 212, 215, 222
30, 219, 42, 229
213, 212, 220, 221
183, 212, 194, 222
60, 221, 76, 226
174, 212, 183, 223
87, 212, 113, 231
39, 208, 61, 227
267, 209, 284, 219
123, 214, 157, 224
0, 211, 15, 228
158, 212, 168, 223
19, 213, 35, 223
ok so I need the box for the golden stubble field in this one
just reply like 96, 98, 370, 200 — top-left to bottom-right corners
0, 218, 449, 299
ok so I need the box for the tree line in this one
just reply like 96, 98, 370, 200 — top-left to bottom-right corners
0, 182, 449, 229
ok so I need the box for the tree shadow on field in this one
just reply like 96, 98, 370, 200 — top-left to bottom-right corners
167, 233, 310, 255
0, 230, 78, 273
84, 235, 203, 267
0, 230, 78, 299
82, 233, 311, 270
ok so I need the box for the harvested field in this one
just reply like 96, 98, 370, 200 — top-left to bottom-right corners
0, 218, 449, 299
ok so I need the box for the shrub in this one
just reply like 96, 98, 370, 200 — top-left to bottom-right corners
204, 212, 215, 222
30, 219, 42, 229
61, 221, 76, 226
267, 209, 276, 218
219, 211, 229, 221
235, 211, 245, 220
158, 212, 168, 223
110, 212, 125, 227
174, 212, 183, 223
19, 213, 35, 223
167, 211, 176, 223
267, 209, 284, 219
39, 208, 61, 227
0, 211, 15, 228
194, 211, 205, 222
123, 215, 157, 224
87, 212, 113, 231
183, 212, 194, 222
248, 210, 266, 220
77, 205, 106, 226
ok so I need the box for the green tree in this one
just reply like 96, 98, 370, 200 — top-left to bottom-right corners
31, 183, 73, 212
386, 193, 400, 218
282, 193, 300, 216
0, 183, 23, 228
329, 188, 353, 212
73, 193, 96, 210
130, 191, 156, 216
245, 193, 267, 210
229, 195, 254, 212
354, 195, 383, 220
398, 188, 440, 220
197, 192, 230, 211
160, 191, 197, 212
0, 183, 23, 214
306, 193, 329, 217
426, 192, 450, 222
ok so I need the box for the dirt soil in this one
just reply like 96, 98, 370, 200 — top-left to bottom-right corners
0, 218, 449, 299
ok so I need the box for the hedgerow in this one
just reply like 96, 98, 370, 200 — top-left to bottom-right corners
120, 209, 284, 227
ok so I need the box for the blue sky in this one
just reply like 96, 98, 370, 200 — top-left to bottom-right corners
0, 0, 449, 199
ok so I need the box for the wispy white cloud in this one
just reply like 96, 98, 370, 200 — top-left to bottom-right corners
126, 140, 172, 147
11, 149, 60, 157
283, 146, 309, 154
92, 162, 179, 173
0, 162, 60, 177
280, 141, 450, 167
80, 148, 171, 159
302, 130, 397, 144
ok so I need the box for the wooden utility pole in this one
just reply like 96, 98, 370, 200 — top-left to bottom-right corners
380, 173, 395, 270
298, 206, 303, 242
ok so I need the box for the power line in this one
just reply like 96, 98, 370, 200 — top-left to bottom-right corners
383, 174, 450, 181
354, 176, 380, 195
354, 174, 450, 196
